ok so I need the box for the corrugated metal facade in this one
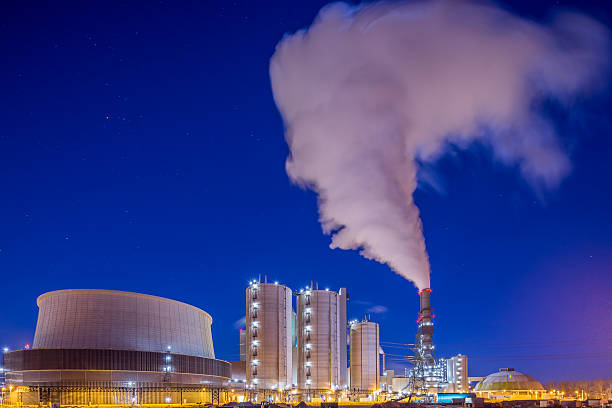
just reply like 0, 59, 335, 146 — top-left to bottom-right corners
296, 288, 347, 391
5, 349, 230, 378
33, 289, 215, 358
349, 321, 380, 392
245, 282, 293, 390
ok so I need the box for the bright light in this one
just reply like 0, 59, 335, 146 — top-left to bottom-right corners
2, 347, 8, 353
274, 281, 278, 285
167, 345, 171, 350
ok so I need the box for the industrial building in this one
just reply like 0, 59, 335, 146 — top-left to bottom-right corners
349, 319, 380, 393
2, 282, 472, 405
474, 368, 545, 400
296, 286, 348, 394
3, 289, 231, 405
235, 279, 470, 403
443, 354, 468, 393
245, 281, 293, 392
397, 288, 471, 400
236, 279, 351, 401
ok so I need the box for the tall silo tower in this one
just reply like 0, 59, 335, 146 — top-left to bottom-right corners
296, 286, 347, 393
350, 319, 380, 392
245, 280, 293, 390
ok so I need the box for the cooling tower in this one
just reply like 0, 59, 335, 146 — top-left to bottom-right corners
245, 281, 293, 390
33, 289, 215, 357
4, 289, 230, 405
349, 320, 380, 392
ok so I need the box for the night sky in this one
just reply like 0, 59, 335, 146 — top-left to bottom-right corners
1, 0, 611, 383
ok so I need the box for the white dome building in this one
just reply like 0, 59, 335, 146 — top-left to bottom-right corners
474, 368, 545, 400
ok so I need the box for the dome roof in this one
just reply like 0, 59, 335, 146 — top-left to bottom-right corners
474, 368, 544, 392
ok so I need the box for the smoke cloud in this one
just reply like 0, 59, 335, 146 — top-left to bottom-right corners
270, 0, 608, 289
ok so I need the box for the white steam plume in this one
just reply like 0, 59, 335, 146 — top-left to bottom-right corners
270, 0, 608, 289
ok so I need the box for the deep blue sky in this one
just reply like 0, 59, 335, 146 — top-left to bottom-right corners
1, 0, 611, 383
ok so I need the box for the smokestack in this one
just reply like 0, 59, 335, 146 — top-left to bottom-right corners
419, 288, 432, 317
416, 288, 435, 366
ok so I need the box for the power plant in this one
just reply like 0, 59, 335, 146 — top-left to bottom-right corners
237, 278, 469, 403
1, 282, 518, 405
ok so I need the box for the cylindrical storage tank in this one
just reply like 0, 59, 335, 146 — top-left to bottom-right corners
245, 281, 293, 390
33, 289, 215, 357
296, 288, 345, 391
350, 320, 380, 392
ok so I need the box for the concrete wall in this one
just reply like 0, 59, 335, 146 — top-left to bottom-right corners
33, 289, 215, 358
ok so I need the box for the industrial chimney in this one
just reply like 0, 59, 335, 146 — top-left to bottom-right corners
410, 287, 446, 398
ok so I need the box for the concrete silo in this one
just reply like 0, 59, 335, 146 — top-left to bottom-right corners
349, 320, 380, 392
296, 287, 348, 393
245, 280, 293, 390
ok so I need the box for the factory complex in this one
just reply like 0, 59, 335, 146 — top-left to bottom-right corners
0, 282, 569, 406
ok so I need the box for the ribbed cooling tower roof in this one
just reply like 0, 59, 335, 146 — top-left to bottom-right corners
474, 368, 545, 391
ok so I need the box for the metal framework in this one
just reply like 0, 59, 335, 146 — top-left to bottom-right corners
2, 385, 228, 406
408, 288, 446, 400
